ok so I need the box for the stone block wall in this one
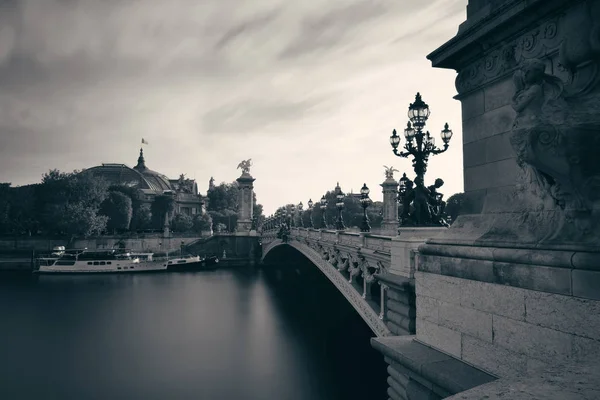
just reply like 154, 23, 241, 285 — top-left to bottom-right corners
384, 279, 415, 336
414, 270, 600, 378
460, 76, 519, 214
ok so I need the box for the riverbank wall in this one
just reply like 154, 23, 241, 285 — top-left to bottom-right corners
0, 233, 261, 271
0, 234, 206, 253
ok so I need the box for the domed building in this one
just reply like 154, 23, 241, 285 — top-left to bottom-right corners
84, 148, 205, 216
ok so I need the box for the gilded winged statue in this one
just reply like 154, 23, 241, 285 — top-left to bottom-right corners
237, 159, 252, 174
383, 165, 399, 179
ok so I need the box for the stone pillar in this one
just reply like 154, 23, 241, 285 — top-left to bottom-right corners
373, 0, 600, 398
236, 172, 255, 234
380, 177, 399, 236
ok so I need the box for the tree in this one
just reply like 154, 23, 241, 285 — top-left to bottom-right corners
444, 192, 471, 224
55, 203, 109, 237
151, 194, 176, 229
193, 213, 213, 233
132, 207, 152, 231
0, 183, 12, 234
108, 185, 144, 230
206, 182, 238, 212
36, 169, 109, 236
366, 201, 383, 229
172, 213, 193, 232
252, 193, 264, 228
100, 191, 133, 233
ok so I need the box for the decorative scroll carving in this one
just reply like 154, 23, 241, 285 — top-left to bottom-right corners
456, 43, 516, 94
338, 254, 350, 272
348, 256, 361, 283
456, 18, 562, 95
329, 246, 340, 268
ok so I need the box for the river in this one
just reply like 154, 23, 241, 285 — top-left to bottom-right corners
0, 247, 387, 400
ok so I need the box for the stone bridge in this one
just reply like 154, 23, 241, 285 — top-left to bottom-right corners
238, 1, 600, 398
262, 228, 394, 337
261, 227, 445, 343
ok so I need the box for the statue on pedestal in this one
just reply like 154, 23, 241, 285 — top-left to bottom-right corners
398, 173, 448, 226
383, 165, 399, 180
237, 159, 252, 175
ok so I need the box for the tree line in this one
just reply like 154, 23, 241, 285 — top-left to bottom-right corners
205, 181, 264, 233
275, 187, 470, 229
0, 170, 265, 237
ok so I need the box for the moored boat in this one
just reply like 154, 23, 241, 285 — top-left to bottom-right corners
165, 255, 203, 271
166, 255, 220, 271
35, 249, 167, 274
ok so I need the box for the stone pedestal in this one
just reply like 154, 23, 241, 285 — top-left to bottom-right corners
389, 227, 447, 279
235, 173, 255, 233
380, 177, 399, 236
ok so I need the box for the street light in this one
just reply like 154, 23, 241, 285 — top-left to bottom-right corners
398, 173, 413, 225
307, 198, 314, 229
334, 182, 346, 231
359, 183, 372, 232
320, 195, 327, 229
389, 92, 453, 186
298, 202, 304, 228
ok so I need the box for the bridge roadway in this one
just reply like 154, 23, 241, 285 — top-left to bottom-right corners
261, 228, 394, 338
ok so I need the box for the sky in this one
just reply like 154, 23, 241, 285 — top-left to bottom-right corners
0, 0, 467, 215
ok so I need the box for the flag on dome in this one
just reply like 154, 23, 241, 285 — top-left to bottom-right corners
141, 138, 149, 145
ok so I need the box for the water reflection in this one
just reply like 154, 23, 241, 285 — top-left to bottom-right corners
0, 252, 386, 400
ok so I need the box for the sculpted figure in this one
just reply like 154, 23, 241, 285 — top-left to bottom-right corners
398, 175, 415, 225
237, 159, 252, 175
427, 178, 449, 226
412, 177, 432, 226
510, 58, 567, 208
383, 165, 399, 179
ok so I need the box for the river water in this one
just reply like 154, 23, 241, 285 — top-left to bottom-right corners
0, 247, 387, 400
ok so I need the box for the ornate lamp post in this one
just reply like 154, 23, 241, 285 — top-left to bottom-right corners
335, 183, 346, 231
297, 202, 304, 228
276, 209, 283, 227
320, 195, 328, 229
307, 199, 314, 229
389, 93, 453, 186
389, 93, 453, 226
359, 183, 372, 232
398, 173, 413, 225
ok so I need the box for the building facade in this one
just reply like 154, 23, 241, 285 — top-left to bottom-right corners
84, 148, 205, 216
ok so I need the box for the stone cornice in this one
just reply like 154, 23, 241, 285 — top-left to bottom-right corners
371, 336, 496, 396
375, 272, 413, 291
427, 0, 575, 70
426, 0, 581, 98
419, 243, 600, 271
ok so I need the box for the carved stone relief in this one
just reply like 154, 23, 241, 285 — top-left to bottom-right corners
453, 4, 600, 246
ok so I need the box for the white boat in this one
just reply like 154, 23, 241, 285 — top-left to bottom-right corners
165, 255, 220, 271
35, 249, 168, 274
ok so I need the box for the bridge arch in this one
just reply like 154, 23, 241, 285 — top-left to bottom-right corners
262, 239, 390, 337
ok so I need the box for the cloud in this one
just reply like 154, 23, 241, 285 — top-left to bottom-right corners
0, 0, 469, 213
278, 1, 390, 59
213, 9, 281, 50
202, 95, 332, 134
